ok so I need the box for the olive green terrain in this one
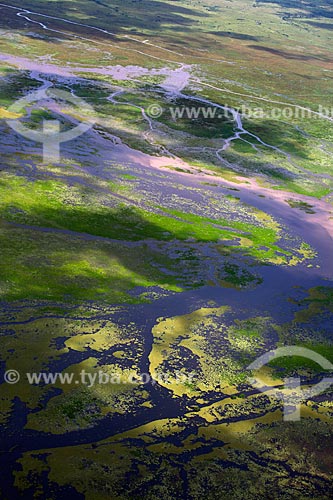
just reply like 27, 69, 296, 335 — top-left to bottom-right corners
0, 1, 333, 499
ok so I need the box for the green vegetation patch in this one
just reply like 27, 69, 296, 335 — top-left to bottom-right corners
293, 286, 333, 323
0, 224, 184, 303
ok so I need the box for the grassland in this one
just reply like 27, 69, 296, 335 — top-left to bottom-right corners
0, 1, 333, 195
0, 1, 333, 499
